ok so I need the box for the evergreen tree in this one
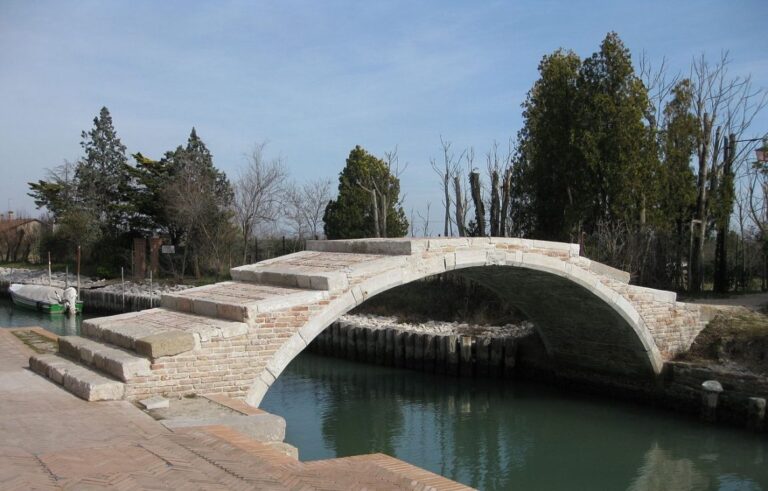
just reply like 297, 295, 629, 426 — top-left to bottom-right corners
574, 32, 658, 230
164, 128, 234, 278
75, 106, 130, 231
324, 146, 408, 239
511, 49, 583, 240
659, 79, 698, 288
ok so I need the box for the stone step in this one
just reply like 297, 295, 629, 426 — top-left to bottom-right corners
161, 281, 327, 322
29, 354, 125, 401
58, 336, 152, 382
82, 308, 248, 358
82, 310, 197, 358
231, 263, 348, 291
230, 250, 395, 292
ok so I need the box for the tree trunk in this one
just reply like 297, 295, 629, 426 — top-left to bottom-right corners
490, 170, 500, 237
689, 113, 712, 293
469, 171, 485, 236
500, 168, 512, 237
241, 224, 250, 264
714, 134, 735, 293
379, 192, 388, 238
453, 175, 466, 237
370, 188, 380, 238
443, 173, 450, 237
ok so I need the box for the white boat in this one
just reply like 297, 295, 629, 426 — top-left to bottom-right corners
8, 284, 82, 315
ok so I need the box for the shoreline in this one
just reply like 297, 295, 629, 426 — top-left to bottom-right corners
0, 267, 190, 313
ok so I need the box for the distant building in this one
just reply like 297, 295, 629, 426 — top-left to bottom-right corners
0, 211, 42, 263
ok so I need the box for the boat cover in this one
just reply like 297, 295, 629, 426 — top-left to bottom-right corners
8, 284, 64, 304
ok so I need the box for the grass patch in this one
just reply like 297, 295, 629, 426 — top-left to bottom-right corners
678, 310, 768, 376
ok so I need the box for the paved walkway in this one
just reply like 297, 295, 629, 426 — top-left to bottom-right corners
0, 328, 471, 490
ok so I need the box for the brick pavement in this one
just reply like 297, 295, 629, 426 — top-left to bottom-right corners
0, 328, 473, 490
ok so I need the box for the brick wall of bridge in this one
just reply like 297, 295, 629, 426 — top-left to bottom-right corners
115, 238, 706, 402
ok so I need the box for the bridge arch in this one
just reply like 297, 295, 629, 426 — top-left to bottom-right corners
244, 239, 667, 407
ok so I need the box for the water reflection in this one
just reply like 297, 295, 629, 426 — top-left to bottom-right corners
261, 352, 768, 491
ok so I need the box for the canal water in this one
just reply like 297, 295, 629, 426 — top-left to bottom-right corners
0, 296, 85, 335
2, 296, 766, 490
261, 353, 768, 491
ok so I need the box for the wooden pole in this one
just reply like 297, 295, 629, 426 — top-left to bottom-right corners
76, 245, 81, 301
47, 251, 52, 286
121, 267, 125, 311
149, 269, 153, 308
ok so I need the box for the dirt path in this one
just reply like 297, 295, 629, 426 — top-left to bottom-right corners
683, 292, 768, 312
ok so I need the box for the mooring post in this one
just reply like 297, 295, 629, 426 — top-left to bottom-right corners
445, 335, 459, 376
701, 380, 723, 423
413, 333, 424, 371
490, 337, 504, 377
503, 338, 517, 378
404, 332, 415, 369
747, 397, 766, 431
374, 329, 386, 365
384, 328, 395, 365
460, 336, 473, 377
393, 330, 404, 368
476, 336, 491, 377
423, 334, 436, 373
346, 323, 356, 361
330, 322, 340, 356
355, 326, 367, 361
365, 327, 376, 362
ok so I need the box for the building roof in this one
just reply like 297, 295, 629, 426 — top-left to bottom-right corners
0, 218, 41, 234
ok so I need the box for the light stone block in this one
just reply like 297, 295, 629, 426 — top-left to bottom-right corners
140, 395, 170, 410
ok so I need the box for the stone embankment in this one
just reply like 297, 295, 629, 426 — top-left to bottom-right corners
307, 314, 546, 378
0, 267, 190, 313
311, 314, 768, 434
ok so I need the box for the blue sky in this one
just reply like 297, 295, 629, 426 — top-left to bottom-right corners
1, 0, 766, 231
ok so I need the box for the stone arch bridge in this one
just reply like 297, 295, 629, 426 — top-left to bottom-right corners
31, 238, 709, 406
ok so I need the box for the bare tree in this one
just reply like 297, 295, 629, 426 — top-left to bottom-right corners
469, 169, 485, 236
689, 52, 768, 292
285, 178, 333, 240
416, 202, 431, 237
638, 52, 681, 132
453, 147, 474, 236
233, 143, 287, 264
431, 137, 466, 237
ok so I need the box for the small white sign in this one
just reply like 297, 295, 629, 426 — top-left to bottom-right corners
161, 245, 175, 254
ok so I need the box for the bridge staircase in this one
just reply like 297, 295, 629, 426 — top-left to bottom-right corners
28, 250, 379, 401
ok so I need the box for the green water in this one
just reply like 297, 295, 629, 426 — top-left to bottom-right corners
261, 352, 768, 491
3, 297, 765, 490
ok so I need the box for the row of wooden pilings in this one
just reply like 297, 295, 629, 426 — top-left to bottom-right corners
308, 320, 519, 377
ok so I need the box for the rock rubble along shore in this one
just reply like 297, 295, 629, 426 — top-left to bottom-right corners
338, 313, 534, 338
0, 267, 106, 289
1, 267, 192, 313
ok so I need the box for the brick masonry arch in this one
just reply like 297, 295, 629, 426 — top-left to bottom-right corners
238, 238, 701, 407
34, 238, 707, 406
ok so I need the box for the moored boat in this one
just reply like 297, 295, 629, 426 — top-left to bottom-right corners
8, 284, 83, 315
